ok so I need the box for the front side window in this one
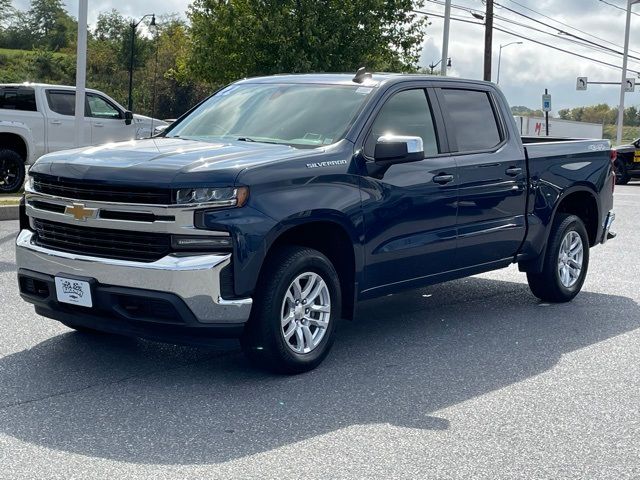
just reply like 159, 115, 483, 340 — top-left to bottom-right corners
364, 89, 439, 157
0, 87, 37, 111
88, 94, 121, 119
46, 91, 76, 116
440, 89, 502, 152
167, 83, 372, 148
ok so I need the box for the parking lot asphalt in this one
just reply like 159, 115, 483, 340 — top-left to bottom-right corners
0, 185, 638, 479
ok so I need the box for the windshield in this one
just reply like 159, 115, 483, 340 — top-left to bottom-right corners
166, 83, 373, 148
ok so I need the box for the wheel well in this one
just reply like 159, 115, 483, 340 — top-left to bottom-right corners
267, 222, 356, 319
556, 191, 598, 246
0, 133, 27, 161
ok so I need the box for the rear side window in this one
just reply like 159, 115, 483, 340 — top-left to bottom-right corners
441, 89, 502, 152
364, 89, 439, 157
0, 87, 37, 111
46, 91, 77, 116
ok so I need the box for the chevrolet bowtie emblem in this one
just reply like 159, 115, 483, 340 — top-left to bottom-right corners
64, 203, 98, 221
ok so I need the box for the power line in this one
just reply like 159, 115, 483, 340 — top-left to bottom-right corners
501, 0, 640, 55
491, 14, 640, 66
598, 0, 640, 17
412, 9, 640, 75
424, 0, 640, 66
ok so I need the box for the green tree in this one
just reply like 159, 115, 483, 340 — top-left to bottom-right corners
624, 106, 639, 127
28, 0, 76, 50
0, 10, 34, 49
188, 0, 427, 85
0, 0, 15, 29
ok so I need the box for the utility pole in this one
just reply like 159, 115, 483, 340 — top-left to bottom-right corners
483, 0, 494, 82
617, 0, 640, 144
441, 0, 452, 76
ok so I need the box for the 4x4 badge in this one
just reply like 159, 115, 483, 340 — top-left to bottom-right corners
64, 203, 98, 221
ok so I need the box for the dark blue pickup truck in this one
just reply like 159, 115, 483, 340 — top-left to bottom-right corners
16, 72, 616, 373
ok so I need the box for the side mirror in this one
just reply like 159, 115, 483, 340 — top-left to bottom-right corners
374, 135, 424, 165
124, 110, 133, 125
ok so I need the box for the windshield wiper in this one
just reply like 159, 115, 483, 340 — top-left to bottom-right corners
236, 137, 281, 145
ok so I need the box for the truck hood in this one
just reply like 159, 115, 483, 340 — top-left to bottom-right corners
30, 137, 320, 187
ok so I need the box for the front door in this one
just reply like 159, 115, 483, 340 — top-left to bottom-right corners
88, 93, 135, 145
437, 87, 527, 268
360, 87, 458, 296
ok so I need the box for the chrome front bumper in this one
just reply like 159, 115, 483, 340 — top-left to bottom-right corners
16, 230, 252, 324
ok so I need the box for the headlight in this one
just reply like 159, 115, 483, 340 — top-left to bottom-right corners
175, 186, 249, 207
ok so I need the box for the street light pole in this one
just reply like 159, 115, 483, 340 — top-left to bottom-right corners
127, 13, 155, 112
496, 41, 523, 84
441, 0, 452, 76
429, 58, 452, 75
617, 0, 639, 145
74, 0, 88, 147
483, 0, 494, 81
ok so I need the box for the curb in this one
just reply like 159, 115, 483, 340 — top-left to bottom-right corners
0, 205, 19, 221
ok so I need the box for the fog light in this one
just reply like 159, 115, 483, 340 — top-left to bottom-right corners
171, 235, 232, 251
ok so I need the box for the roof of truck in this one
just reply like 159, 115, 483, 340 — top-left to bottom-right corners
235, 73, 493, 88
0, 83, 104, 93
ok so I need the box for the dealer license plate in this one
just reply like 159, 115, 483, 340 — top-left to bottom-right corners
55, 277, 93, 308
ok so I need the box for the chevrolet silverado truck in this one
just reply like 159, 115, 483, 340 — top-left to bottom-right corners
0, 83, 167, 193
613, 138, 640, 184
16, 72, 616, 373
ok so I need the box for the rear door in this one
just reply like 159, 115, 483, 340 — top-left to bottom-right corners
87, 93, 135, 145
436, 86, 527, 268
44, 89, 92, 151
359, 86, 458, 296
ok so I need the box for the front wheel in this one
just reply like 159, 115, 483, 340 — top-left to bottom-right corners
241, 246, 341, 374
527, 214, 590, 303
0, 149, 26, 194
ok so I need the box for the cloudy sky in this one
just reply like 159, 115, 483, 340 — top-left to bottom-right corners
11, 0, 640, 113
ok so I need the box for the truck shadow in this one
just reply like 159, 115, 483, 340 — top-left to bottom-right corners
0, 276, 638, 465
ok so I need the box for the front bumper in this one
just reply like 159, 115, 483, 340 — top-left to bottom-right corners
16, 229, 252, 327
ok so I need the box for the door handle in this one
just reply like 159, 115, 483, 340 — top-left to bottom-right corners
94, 122, 104, 127
50, 120, 62, 125
433, 173, 455, 185
505, 166, 523, 176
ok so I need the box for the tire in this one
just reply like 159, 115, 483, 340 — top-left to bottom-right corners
614, 159, 631, 185
241, 246, 341, 374
527, 214, 590, 303
0, 149, 26, 194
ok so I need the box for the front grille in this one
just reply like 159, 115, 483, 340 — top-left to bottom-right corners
32, 174, 173, 205
33, 219, 171, 262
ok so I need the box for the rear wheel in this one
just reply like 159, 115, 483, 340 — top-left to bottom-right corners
527, 214, 590, 303
614, 159, 630, 185
241, 246, 341, 374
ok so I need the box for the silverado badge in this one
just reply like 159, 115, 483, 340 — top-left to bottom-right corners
64, 203, 98, 221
